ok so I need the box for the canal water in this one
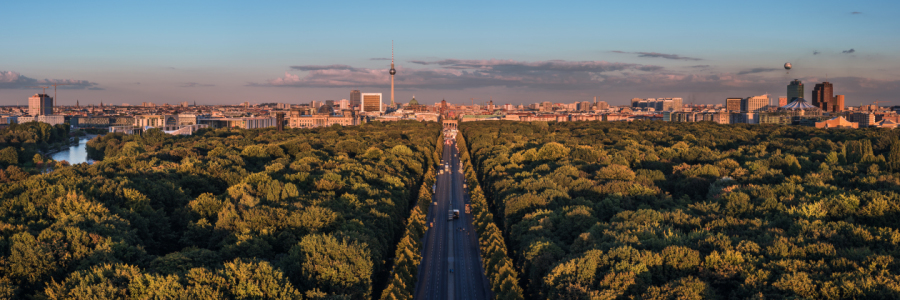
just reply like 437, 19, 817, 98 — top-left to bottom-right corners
51, 136, 94, 165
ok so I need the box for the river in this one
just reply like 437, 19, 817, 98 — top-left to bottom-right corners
51, 135, 96, 165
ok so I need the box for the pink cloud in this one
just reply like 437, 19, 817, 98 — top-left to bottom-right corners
251, 58, 900, 104
255, 59, 663, 90
0, 70, 100, 89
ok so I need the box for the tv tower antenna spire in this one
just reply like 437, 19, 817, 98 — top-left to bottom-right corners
390, 40, 396, 109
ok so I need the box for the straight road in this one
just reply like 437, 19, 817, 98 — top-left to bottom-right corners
414, 132, 490, 300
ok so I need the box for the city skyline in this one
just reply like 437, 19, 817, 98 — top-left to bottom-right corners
1, 0, 898, 106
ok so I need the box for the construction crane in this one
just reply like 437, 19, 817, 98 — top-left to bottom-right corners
868, 100, 890, 112
51, 83, 71, 108
469, 97, 479, 107
27, 86, 50, 94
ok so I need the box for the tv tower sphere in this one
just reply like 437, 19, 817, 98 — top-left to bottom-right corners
784, 62, 792, 70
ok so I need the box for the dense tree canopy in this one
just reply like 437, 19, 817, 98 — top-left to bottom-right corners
461, 120, 900, 299
0, 121, 440, 299
0, 121, 71, 177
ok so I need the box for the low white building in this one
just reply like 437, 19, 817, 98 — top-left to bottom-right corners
198, 117, 277, 129
18, 115, 65, 126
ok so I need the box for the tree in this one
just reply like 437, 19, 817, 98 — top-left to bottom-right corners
595, 164, 636, 181
0, 146, 17, 166
7, 232, 57, 285
284, 233, 373, 299
888, 139, 900, 172
120, 141, 145, 157
536, 142, 570, 161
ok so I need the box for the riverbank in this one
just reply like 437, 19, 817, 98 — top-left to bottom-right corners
47, 134, 100, 165
41, 134, 98, 158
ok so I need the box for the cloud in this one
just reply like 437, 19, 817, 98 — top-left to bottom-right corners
851, 11, 862, 14
0, 71, 101, 90
737, 68, 780, 75
370, 58, 391, 61
813, 51, 820, 55
251, 60, 900, 105
180, 82, 215, 87
612, 51, 702, 61
289, 64, 361, 71
254, 59, 665, 90
689, 65, 711, 68
408, 59, 663, 72
842, 49, 856, 54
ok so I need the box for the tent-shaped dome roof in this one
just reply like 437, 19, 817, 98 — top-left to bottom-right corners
781, 98, 817, 110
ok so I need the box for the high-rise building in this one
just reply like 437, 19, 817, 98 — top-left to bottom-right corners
578, 101, 591, 111
276, 112, 285, 132
597, 101, 609, 110
389, 42, 396, 109
741, 95, 769, 112
812, 82, 835, 112
631, 98, 643, 107
361, 93, 383, 113
28, 94, 53, 116
835, 95, 845, 112
540, 101, 553, 111
778, 97, 788, 107
339, 99, 349, 110
787, 79, 804, 101
726, 98, 742, 112
350, 90, 361, 107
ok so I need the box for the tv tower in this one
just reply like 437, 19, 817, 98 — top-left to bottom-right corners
390, 41, 396, 109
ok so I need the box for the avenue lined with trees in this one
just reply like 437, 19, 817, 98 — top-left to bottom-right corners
0, 121, 440, 299
457, 133, 525, 299
462, 120, 900, 299
7, 117, 900, 299
379, 134, 442, 300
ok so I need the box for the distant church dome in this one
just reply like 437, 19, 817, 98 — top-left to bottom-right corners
409, 96, 419, 106
317, 103, 334, 114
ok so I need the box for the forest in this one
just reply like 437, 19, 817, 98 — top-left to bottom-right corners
0, 121, 441, 299
0, 121, 73, 181
461, 120, 900, 299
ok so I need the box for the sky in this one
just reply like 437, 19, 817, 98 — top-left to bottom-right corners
1, 0, 898, 107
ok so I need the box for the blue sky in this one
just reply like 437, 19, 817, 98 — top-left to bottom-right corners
1, 0, 897, 106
